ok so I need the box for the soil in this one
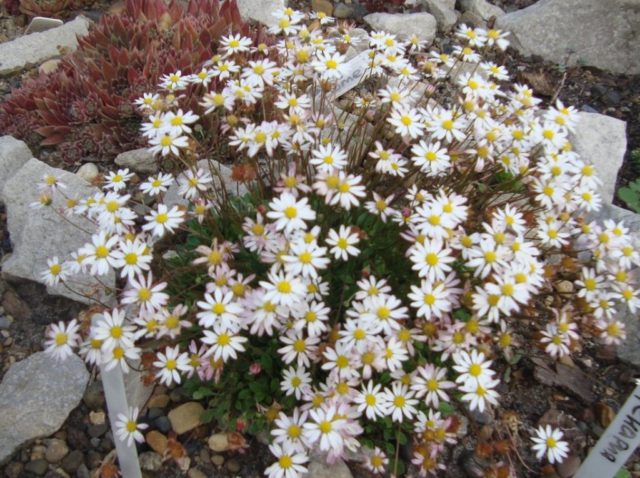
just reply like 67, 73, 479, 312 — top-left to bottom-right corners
1, 1, 640, 477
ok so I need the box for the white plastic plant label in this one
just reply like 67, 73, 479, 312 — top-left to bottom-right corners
333, 50, 372, 98
92, 313, 142, 478
575, 383, 640, 478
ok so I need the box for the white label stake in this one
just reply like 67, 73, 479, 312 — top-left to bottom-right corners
333, 51, 372, 98
575, 383, 640, 478
92, 313, 142, 478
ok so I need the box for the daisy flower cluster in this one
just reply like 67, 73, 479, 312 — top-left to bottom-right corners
39, 7, 637, 476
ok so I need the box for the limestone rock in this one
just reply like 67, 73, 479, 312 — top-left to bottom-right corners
589, 204, 640, 368
139, 451, 163, 471
208, 433, 230, 452
1, 158, 115, 304
459, 0, 504, 22
333, 3, 368, 20
38, 59, 61, 74
168, 402, 204, 435
237, 0, 286, 27
307, 454, 353, 478
311, 0, 333, 15
496, 0, 640, 74
124, 366, 154, 412
0, 136, 32, 194
114, 148, 159, 174
422, 0, 457, 31
569, 112, 627, 204
364, 12, 437, 44
145, 431, 168, 455
0, 16, 92, 76
76, 163, 99, 182
164, 159, 249, 209
25, 17, 63, 35
0, 352, 89, 464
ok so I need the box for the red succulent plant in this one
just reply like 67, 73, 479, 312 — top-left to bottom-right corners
0, 0, 266, 164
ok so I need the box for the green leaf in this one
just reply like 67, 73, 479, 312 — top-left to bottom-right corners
192, 387, 215, 400
614, 468, 631, 478
260, 354, 273, 375
438, 401, 456, 416
453, 308, 471, 322
618, 186, 640, 212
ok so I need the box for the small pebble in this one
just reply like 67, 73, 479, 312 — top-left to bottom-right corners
139, 451, 163, 472
89, 411, 106, 425
76, 163, 99, 182
208, 433, 229, 452
45, 438, 69, 463
226, 459, 241, 473
0, 315, 13, 329
25, 459, 49, 476
147, 407, 164, 419
76, 464, 90, 478
83, 381, 105, 410
31, 444, 47, 461
154, 416, 172, 434
4, 462, 23, 478
87, 423, 108, 438
211, 454, 225, 466
188, 469, 207, 478
61, 449, 84, 474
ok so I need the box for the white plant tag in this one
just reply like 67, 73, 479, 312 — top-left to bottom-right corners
92, 313, 142, 478
333, 51, 372, 98
575, 383, 640, 478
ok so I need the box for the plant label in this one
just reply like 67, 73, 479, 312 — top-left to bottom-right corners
334, 51, 372, 98
575, 382, 640, 478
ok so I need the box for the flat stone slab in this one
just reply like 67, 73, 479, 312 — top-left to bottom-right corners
1, 158, 115, 304
569, 112, 627, 204
0, 352, 89, 464
364, 12, 437, 44
590, 204, 640, 368
24, 16, 63, 35
0, 16, 91, 76
0, 136, 32, 194
237, 0, 287, 27
496, 0, 640, 75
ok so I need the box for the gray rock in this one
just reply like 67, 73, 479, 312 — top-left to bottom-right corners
569, 112, 627, 204
60, 449, 84, 473
307, 454, 353, 478
75, 163, 99, 182
589, 204, 640, 367
0, 136, 32, 195
459, 0, 504, 22
0, 352, 89, 464
343, 28, 370, 61
24, 459, 48, 476
364, 12, 437, 44
164, 159, 249, 209
114, 148, 159, 174
76, 464, 90, 478
460, 10, 485, 28
124, 363, 154, 412
45, 438, 69, 463
0, 316, 12, 329
421, 0, 458, 31
82, 381, 104, 410
25, 16, 64, 34
334, 3, 368, 20
0, 16, 92, 76
139, 451, 163, 472
237, 0, 286, 27
1, 158, 115, 305
496, 0, 640, 75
